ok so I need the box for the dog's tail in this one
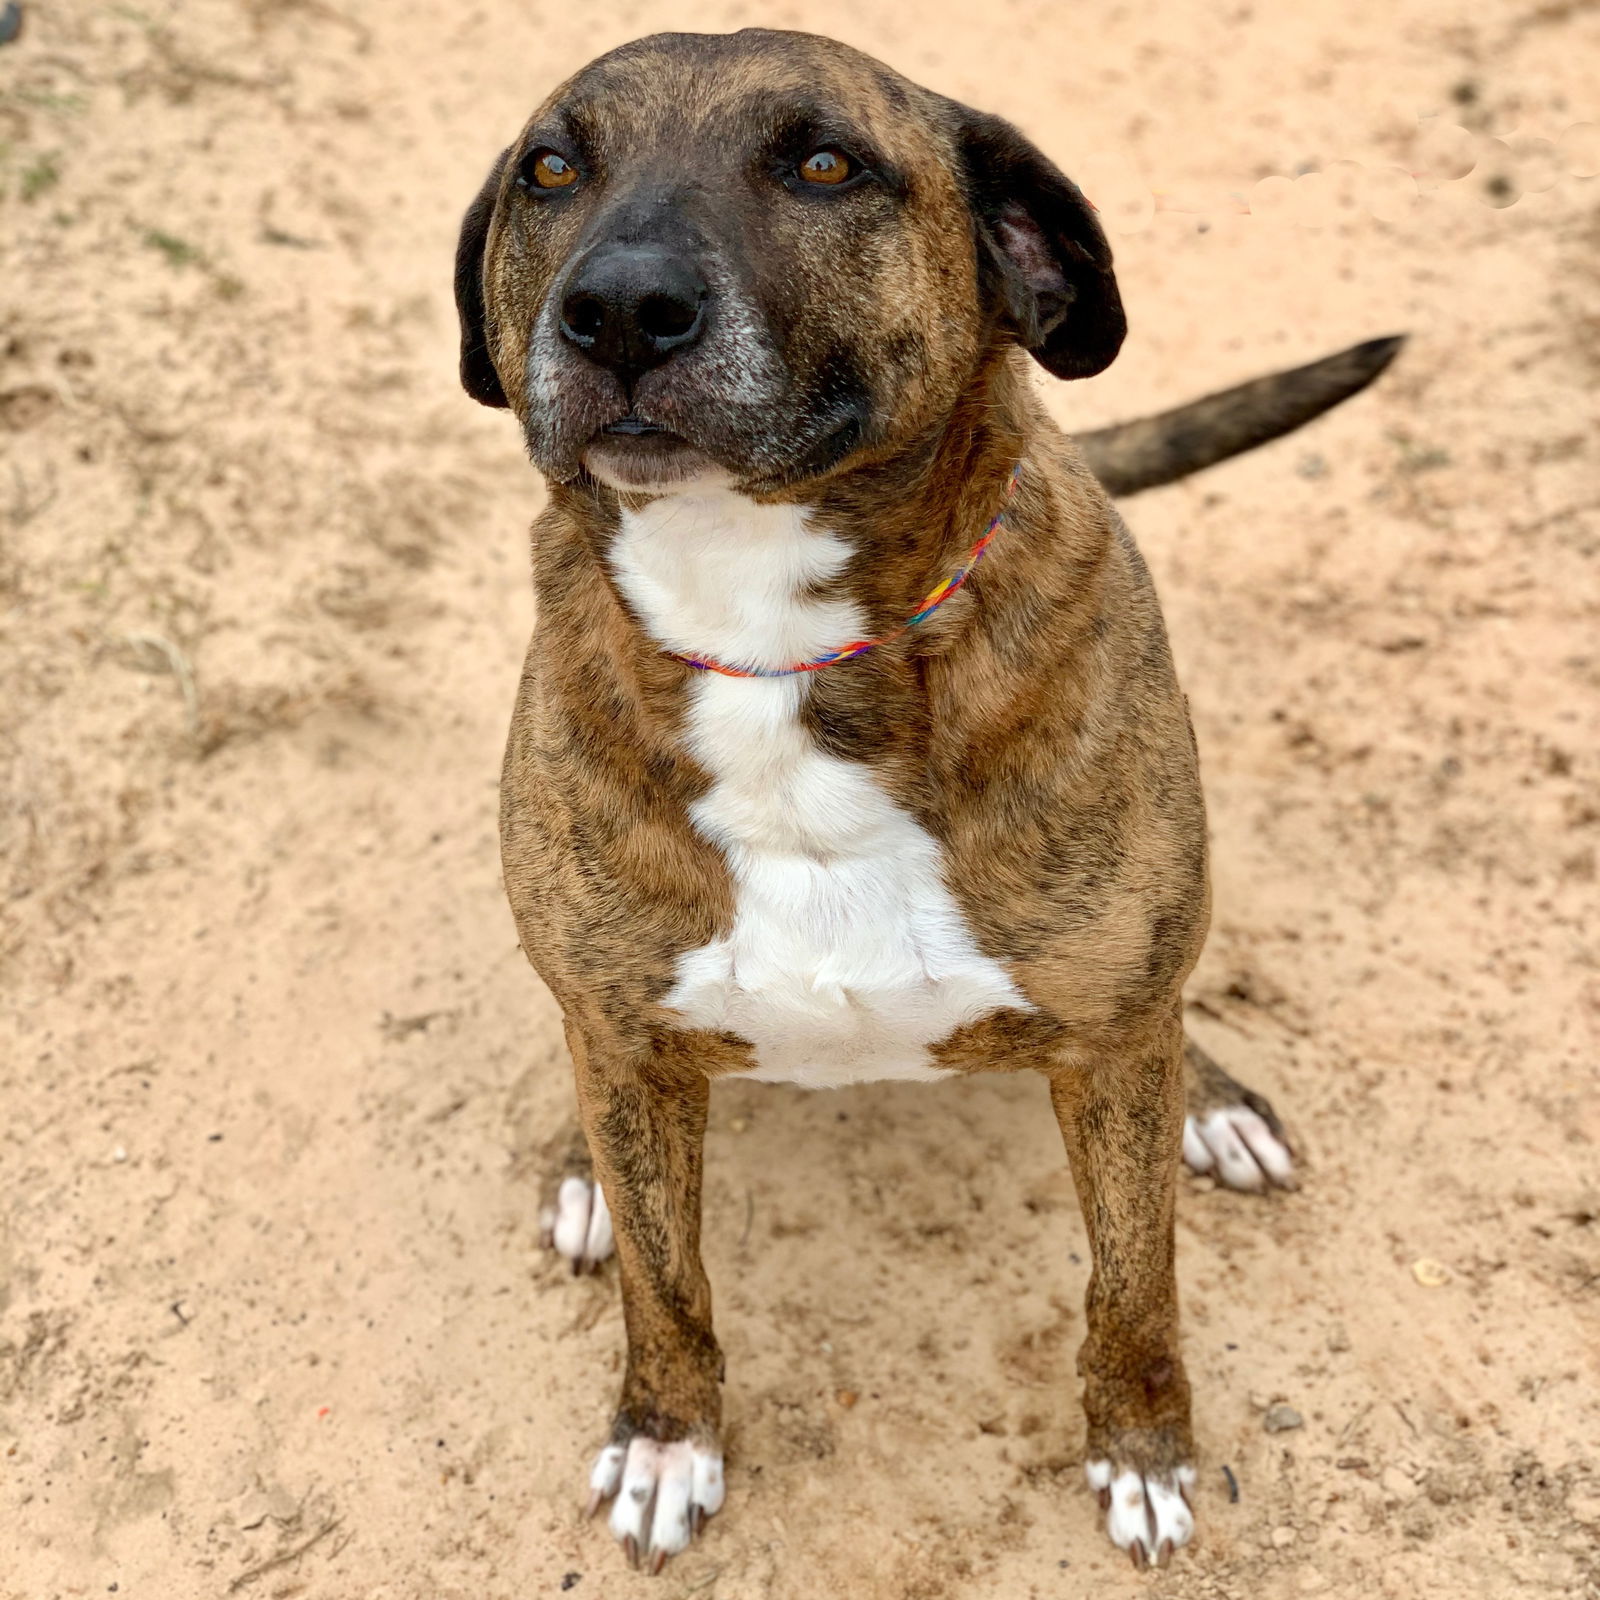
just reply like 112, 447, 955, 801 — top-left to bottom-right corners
1076, 335, 1405, 497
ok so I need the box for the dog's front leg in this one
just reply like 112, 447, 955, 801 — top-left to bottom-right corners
1047, 1010, 1195, 1568
571, 1029, 724, 1573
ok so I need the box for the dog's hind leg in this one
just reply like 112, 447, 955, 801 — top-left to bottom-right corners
537, 1123, 615, 1273
570, 1028, 725, 1574
1047, 1010, 1196, 1569
1181, 1036, 1296, 1192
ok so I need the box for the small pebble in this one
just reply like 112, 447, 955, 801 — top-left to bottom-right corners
0, 4, 22, 47
113, 1146, 128, 1163
728, 1117, 748, 1133
1326, 1323, 1351, 1353
1264, 1404, 1304, 1433
1271, 1525, 1298, 1548
1411, 1258, 1451, 1287
835, 1389, 858, 1409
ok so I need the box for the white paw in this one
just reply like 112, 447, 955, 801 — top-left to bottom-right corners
540, 1175, 614, 1271
587, 1436, 725, 1572
1183, 1106, 1295, 1191
1086, 1459, 1195, 1568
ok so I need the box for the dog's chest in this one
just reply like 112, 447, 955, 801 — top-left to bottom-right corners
610, 491, 1029, 1089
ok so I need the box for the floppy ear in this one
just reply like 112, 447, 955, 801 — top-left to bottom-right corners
956, 107, 1125, 380
454, 148, 511, 408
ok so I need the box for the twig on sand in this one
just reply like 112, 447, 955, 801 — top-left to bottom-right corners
227, 1515, 343, 1593
121, 630, 199, 738
1337, 1401, 1373, 1445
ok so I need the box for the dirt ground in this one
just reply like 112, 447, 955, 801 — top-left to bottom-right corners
3, 1, 1598, 1597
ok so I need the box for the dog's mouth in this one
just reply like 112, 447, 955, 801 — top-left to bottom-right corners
582, 415, 725, 492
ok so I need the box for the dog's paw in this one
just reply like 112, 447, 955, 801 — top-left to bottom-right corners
1182, 1105, 1295, 1192
586, 1433, 725, 1573
1086, 1459, 1195, 1569
540, 1174, 614, 1272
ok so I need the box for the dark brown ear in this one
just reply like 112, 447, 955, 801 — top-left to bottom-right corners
955, 106, 1125, 380
455, 148, 511, 408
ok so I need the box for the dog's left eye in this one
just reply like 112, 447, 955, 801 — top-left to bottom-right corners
519, 149, 580, 191
798, 149, 855, 186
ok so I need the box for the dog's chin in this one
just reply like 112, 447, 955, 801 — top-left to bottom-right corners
582, 429, 732, 495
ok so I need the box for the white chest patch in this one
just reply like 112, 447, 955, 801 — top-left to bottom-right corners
609, 489, 1031, 1089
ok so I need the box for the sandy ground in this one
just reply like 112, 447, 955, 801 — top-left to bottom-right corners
3, 1, 1598, 1596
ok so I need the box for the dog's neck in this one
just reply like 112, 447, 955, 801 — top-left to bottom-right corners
787, 356, 1030, 643
560, 352, 1080, 681
531, 351, 1119, 809
607, 490, 860, 677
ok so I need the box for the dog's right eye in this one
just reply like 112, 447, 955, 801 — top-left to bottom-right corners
799, 149, 854, 185
519, 149, 580, 191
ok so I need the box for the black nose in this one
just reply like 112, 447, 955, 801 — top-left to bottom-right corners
559, 245, 707, 389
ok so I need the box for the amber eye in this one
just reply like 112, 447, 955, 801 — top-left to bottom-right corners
526, 150, 579, 190
799, 148, 854, 185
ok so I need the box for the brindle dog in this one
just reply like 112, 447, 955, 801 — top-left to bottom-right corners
453, 28, 1398, 1573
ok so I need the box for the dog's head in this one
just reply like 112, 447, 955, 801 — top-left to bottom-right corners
455, 29, 1123, 494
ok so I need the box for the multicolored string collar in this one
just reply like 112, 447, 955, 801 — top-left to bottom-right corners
665, 463, 1023, 679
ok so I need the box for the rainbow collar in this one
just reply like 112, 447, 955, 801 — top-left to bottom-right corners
664, 463, 1022, 679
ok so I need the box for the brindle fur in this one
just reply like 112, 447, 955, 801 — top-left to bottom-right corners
500, 354, 1208, 1476
460, 26, 1386, 1570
